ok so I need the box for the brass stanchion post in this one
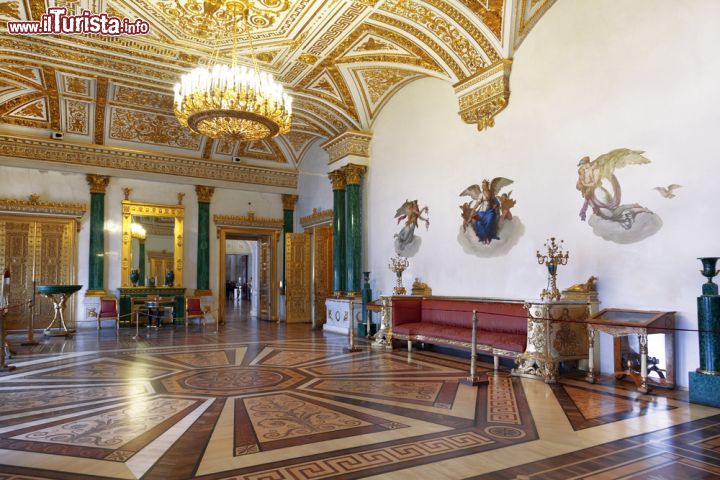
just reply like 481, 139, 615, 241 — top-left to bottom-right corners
22, 280, 38, 346
344, 302, 362, 353
460, 311, 487, 386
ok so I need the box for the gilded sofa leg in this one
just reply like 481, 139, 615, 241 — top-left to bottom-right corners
407, 340, 412, 352
494, 355, 499, 370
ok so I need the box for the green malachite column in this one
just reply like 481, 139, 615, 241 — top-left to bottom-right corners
85, 175, 110, 294
344, 164, 366, 296
195, 186, 215, 295
138, 240, 146, 286
329, 170, 347, 295
281, 194, 298, 292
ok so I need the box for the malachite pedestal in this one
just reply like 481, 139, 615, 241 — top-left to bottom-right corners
689, 258, 720, 407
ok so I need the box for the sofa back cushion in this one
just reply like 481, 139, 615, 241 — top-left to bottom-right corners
420, 299, 527, 334
391, 297, 422, 326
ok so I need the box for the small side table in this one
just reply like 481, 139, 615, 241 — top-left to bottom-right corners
144, 298, 175, 328
586, 308, 676, 393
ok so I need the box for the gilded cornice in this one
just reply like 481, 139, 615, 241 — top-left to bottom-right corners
344, 163, 367, 186
0, 194, 86, 218
321, 130, 372, 165
300, 208, 333, 228
281, 194, 299, 211
195, 185, 215, 203
328, 169, 347, 191
213, 213, 283, 230
0, 135, 298, 189
86, 174, 111, 194
455, 59, 512, 131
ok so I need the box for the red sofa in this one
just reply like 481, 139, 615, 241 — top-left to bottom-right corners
388, 296, 528, 368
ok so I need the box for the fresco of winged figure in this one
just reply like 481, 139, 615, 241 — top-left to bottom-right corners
393, 199, 429, 257
576, 148, 662, 243
459, 178, 514, 245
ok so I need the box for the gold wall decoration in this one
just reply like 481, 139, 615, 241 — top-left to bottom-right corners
321, 130, 372, 165
285, 232, 312, 323
94, 77, 108, 145
312, 224, 333, 327
113, 84, 174, 111
195, 185, 215, 203
0, 135, 298, 189
300, 208, 333, 229
120, 200, 184, 288
455, 59, 512, 131
213, 213, 284, 230
65, 99, 89, 135
0, 194, 86, 219
86, 174, 110, 194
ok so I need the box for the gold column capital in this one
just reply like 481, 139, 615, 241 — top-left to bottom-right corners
86, 174, 110, 194
343, 163, 367, 185
328, 169, 346, 190
195, 185, 215, 203
281, 194, 299, 211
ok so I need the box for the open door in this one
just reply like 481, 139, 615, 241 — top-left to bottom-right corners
285, 232, 311, 323
313, 225, 333, 327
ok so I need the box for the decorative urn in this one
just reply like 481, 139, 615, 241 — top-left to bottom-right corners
165, 269, 175, 287
130, 269, 140, 287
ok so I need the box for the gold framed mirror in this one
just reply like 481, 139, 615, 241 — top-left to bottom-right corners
121, 200, 184, 288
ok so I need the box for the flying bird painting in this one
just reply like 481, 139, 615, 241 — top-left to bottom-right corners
653, 184, 682, 199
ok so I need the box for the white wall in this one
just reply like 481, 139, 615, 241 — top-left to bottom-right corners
295, 140, 333, 232
366, 0, 720, 386
0, 164, 283, 322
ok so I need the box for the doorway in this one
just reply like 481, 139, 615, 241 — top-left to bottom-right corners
217, 227, 280, 324
224, 239, 259, 320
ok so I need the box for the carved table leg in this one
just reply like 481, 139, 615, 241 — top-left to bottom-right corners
586, 327, 597, 384
639, 333, 649, 394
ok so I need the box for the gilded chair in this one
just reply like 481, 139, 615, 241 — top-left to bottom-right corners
97, 297, 119, 331
185, 297, 204, 328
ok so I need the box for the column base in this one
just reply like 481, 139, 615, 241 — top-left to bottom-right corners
85, 290, 107, 297
689, 370, 720, 407
194, 289, 213, 297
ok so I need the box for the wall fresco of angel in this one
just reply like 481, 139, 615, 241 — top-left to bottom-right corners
394, 199, 429, 257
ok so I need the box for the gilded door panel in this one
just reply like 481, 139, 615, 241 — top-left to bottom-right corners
259, 238, 270, 320
313, 226, 333, 327
285, 233, 311, 323
0, 217, 77, 330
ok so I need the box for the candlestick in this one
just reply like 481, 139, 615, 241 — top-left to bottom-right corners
536, 237, 569, 302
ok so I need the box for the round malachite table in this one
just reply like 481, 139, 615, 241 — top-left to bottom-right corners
37, 285, 82, 337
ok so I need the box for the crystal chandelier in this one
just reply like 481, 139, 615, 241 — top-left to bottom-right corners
173, 1, 292, 142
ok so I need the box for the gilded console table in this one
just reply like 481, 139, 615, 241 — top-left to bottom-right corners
585, 308, 676, 393
512, 300, 590, 383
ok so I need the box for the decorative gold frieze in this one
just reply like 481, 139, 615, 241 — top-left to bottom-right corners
321, 130, 372, 165
214, 213, 283, 230
298, 54, 318, 64
86, 174, 110, 194
328, 169, 346, 190
0, 135, 298, 189
300, 208, 333, 228
455, 59, 512, 131
343, 163, 367, 185
195, 185, 215, 203
282, 194, 299, 211
0, 194, 86, 218
109, 107, 202, 150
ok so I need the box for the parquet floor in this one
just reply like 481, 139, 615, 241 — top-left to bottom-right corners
0, 304, 718, 479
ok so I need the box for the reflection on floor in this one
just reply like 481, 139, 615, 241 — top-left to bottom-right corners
0, 313, 718, 479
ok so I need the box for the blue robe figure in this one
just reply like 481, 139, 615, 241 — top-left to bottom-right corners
472, 197, 500, 243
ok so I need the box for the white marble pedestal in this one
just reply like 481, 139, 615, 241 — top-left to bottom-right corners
324, 297, 362, 335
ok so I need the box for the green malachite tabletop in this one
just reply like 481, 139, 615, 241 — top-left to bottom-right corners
36, 285, 83, 295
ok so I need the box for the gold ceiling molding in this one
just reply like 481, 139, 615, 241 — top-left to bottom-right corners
515, 0, 556, 48
213, 213, 283, 230
321, 130, 372, 165
109, 107, 202, 150
300, 208, 333, 228
455, 59, 511, 131
0, 135, 298, 189
94, 77, 108, 145
0, 194, 87, 219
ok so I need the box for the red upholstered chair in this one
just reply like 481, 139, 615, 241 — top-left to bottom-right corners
97, 297, 119, 331
185, 297, 204, 328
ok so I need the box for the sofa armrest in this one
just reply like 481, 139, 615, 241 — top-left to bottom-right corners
391, 297, 422, 327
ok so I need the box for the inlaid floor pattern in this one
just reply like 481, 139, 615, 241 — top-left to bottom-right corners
0, 318, 717, 479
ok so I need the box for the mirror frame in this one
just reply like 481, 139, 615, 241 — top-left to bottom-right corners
121, 200, 184, 288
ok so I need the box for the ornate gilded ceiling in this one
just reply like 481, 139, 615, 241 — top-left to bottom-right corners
0, 0, 554, 192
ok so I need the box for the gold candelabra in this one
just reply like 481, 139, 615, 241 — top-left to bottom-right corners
388, 256, 409, 295
536, 237, 569, 302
